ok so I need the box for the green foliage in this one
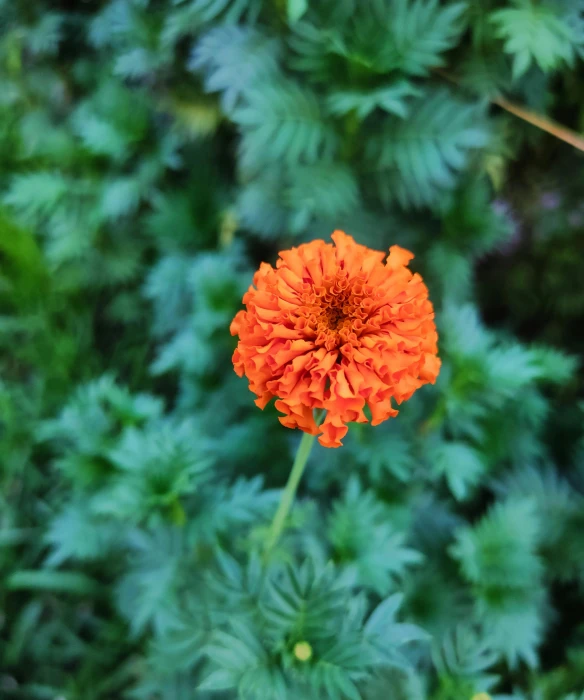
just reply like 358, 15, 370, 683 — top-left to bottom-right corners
45, 501, 121, 566
191, 26, 282, 112
492, 465, 584, 583
1, 0, 584, 698
433, 624, 500, 695
94, 419, 213, 524
231, 78, 339, 173
429, 440, 486, 500
450, 499, 546, 667
327, 477, 422, 595
201, 559, 427, 700
451, 498, 542, 593
366, 90, 489, 208
490, 1, 581, 78
290, 0, 466, 80
326, 81, 421, 120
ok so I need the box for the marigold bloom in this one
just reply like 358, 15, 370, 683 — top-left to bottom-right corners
230, 231, 440, 448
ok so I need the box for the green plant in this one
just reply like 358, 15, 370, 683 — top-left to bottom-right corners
1, 0, 584, 698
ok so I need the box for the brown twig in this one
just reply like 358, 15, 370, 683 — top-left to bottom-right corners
434, 67, 584, 153
492, 95, 584, 152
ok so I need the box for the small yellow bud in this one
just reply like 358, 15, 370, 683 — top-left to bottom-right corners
293, 641, 313, 662
471, 693, 492, 700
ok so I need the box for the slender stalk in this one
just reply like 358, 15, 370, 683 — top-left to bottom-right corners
264, 429, 317, 555
434, 67, 584, 153
492, 95, 584, 153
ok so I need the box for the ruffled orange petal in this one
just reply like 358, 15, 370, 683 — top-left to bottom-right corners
230, 231, 441, 447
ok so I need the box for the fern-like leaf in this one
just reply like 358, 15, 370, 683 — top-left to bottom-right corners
190, 26, 281, 112
367, 89, 489, 209
4, 172, 69, 222
450, 498, 543, 592
328, 477, 422, 595
432, 624, 500, 690
285, 163, 360, 232
430, 440, 486, 501
490, 3, 579, 79
231, 80, 338, 173
290, 0, 466, 80
326, 81, 421, 119
377, 0, 467, 77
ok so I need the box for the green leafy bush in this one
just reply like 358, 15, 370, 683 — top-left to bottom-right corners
1, 0, 584, 699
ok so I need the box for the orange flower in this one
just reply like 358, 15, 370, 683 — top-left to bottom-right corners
230, 231, 440, 448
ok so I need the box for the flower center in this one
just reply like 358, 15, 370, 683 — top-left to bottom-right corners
324, 305, 349, 331
312, 284, 362, 350
293, 271, 371, 352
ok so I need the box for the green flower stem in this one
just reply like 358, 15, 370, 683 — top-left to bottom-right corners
265, 429, 317, 555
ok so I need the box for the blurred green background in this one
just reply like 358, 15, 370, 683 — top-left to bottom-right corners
1, 1, 584, 699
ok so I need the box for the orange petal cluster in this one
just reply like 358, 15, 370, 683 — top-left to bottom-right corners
230, 231, 441, 448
